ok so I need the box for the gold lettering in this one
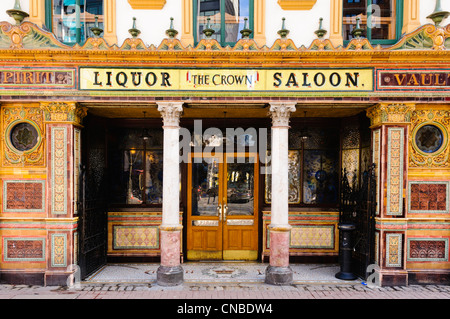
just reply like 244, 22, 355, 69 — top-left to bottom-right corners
393, 74, 406, 86
23, 72, 34, 84
420, 74, 433, 86
435, 74, 445, 86
2, 71, 14, 84
407, 74, 419, 86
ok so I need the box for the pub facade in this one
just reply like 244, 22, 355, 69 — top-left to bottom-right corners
0, 0, 449, 286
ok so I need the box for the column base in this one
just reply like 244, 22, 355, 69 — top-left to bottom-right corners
335, 271, 357, 281
156, 265, 184, 286
265, 265, 293, 285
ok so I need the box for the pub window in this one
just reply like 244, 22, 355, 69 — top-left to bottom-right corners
343, 0, 403, 45
265, 125, 340, 206
46, 0, 104, 44
108, 128, 164, 206
193, 0, 254, 46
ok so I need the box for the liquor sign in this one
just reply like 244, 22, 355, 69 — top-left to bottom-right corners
79, 68, 374, 92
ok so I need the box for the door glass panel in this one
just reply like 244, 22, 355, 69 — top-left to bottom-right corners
144, 151, 163, 204
125, 149, 144, 204
191, 157, 220, 216
226, 157, 254, 216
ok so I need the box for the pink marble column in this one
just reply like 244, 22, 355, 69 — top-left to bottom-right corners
265, 102, 296, 285
156, 102, 184, 286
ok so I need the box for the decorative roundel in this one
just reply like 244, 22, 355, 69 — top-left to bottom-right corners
9, 121, 40, 152
414, 124, 444, 154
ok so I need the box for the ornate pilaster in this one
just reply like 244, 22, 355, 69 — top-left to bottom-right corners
265, 102, 296, 285
156, 101, 184, 286
366, 103, 415, 286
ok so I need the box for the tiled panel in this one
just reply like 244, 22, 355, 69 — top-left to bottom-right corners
113, 225, 159, 250
408, 181, 450, 214
386, 233, 403, 268
2, 180, 45, 213
407, 238, 449, 262
3, 237, 46, 262
50, 126, 68, 215
386, 128, 404, 216
51, 233, 67, 267
290, 225, 335, 249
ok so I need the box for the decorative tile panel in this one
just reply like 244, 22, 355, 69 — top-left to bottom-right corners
407, 238, 449, 262
51, 233, 67, 267
386, 128, 404, 216
73, 128, 81, 215
386, 233, 403, 267
3, 237, 46, 262
2, 180, 45, 213
372, 129, 381, 215
289, 225, 335, 249
113, 225, 159, 250
51, 127, 68, 215
408, 181, 450, 214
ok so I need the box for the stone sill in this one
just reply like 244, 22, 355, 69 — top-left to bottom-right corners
127, 0, 166, 10
277, 0, 317, 10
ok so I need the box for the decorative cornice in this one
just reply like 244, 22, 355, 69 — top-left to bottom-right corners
269, 102, 296, 127
157, 102, 183, 128
127, 0, 166, 10
0, 20, 448, 56
366, 103, 416, 127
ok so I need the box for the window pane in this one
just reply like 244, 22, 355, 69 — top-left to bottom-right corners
191, 157, 220, 216
196, 0, 251, 45
197, 0, 222, 43
144, 151, 163, 204
125, 149, 144, 204
303, 150, 339, 204
343, 0, 368, 41
224, 0, 250, 43
52, 0, 103, 43
370, 0, 396, 40
343, 0, 396, 41
227, 156, 254, 216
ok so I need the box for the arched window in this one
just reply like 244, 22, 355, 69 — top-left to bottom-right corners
343, 0, 403, 45
45, 0, 104, 44
193, 0, 254, 46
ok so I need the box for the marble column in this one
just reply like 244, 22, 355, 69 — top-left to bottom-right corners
156, 101, 184, 286
265, 102, 296, 285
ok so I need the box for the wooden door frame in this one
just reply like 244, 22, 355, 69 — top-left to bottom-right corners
186, 151, 259, 261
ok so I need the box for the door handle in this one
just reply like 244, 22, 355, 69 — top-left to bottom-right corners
223, 205, 228, 221
217, 204, 222, 221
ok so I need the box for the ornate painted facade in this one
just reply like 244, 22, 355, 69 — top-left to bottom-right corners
0, 0, 449, 287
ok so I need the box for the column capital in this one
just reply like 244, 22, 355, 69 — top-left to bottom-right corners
366, 103, 415, 127
157, 101, 183, 128
40, 102, 87, 126
268, 102, 296, 127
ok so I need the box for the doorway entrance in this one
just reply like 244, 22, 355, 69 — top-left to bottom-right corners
187, 152, 259, 261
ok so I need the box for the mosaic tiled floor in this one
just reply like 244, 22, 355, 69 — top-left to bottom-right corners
84, 263, 361, 284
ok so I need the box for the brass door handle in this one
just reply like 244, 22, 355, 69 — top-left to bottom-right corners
217, 204, 222, 221
223, 205, 228, 221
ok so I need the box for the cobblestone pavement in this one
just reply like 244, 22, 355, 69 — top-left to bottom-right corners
0, 282, 449, 300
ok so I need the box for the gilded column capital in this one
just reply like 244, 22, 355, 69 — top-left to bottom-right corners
268, 102, 296, 127
157, 101, 183, 128
366, 103, 415, 127
40, 102, 87, 125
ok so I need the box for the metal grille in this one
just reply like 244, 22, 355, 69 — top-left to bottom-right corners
339, 164, 377, 280
78, 119, 108, 280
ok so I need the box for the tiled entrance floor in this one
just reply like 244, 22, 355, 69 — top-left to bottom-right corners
84, 262, 361, 285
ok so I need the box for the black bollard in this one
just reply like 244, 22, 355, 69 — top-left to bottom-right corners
335, 222, 357, 280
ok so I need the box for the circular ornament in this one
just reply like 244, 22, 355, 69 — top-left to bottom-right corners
8, 121, 39, 152
414, 124, 444, 154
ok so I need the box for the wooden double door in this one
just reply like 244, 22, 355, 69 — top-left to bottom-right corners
187, 152, 259, 260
